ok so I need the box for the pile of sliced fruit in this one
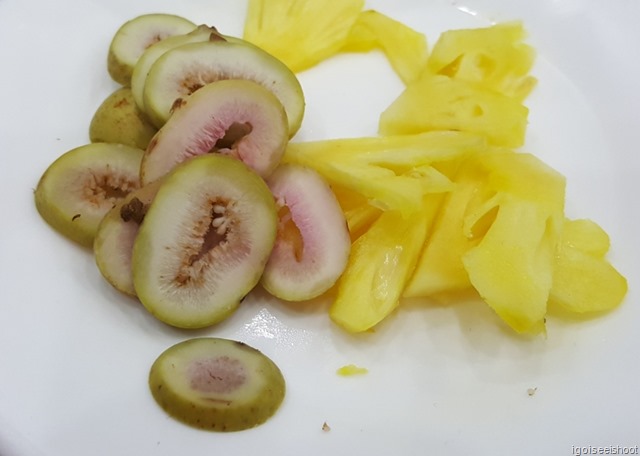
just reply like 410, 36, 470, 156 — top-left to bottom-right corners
33, 0, 629, 431
36, 2, 627, 337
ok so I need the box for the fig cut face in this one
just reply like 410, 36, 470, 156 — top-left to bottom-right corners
141, 79, 288, 185
142, 40, 305, 135
261, 164, 351, 301
132, 154, 277, 328
35, 143, 144, 247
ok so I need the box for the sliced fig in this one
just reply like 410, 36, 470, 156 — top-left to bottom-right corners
141, 40, 305, 135
149, 337, 286, 432
131, 24, 226, 112
261, 164, 351, 301
107, 13, 196, 86
89, 87, 158, 150
93, 180, 162, 296
140, 79, 288, 185
132, 154, 277, 328
34, 143, 143, 247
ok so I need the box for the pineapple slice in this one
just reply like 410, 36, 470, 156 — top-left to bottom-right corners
461, 152, 566, 334
549, 218, 627, 313
284, 131, 486, 215
329, 201, 438, 333
379, 75, 529, 148
403, 157, 488, 298
342, 10, 429, 84
243, 0, 364, 72
331, 185, 382, 240
424, 22, 537, 101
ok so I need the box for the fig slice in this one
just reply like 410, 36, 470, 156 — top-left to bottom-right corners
140, 79, 288, 185
34, 143, 144, 247
132, 154, 277, 328
131, 24, 226, 113
89, 87, 158, 150
149, 337, 286, 432
107, 13, 197, 86
261, 164, 351, 301
93, 180, 162, 296
141, 40, 305, 135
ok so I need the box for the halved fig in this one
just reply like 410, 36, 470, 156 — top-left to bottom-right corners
132, 154, 277, 328
131, 24, 226, 112
93, 180, 162, 296
34, 143, 143, 247
149, 337, 286, 432
141, 40, 305, 135
89, 87, 158, 150
261, 164, 351, 301
140, 79, 288, 185
107, 13, 196, 86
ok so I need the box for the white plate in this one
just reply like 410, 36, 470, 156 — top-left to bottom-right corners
1, 0, 638, 454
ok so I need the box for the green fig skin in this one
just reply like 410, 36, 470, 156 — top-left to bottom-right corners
149, 338, 286, 432
89, 87, 158, 150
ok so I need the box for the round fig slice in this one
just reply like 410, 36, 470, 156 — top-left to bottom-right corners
261, 164, 351, 301
107, 13, 196, 86
140, 79, 288, 185
149, 337, 286, 432
93, 180, 162, 296
131, 24, 226, 112
34, 143, 144, 247
89, 87, 158, 150
141, 40, 305, 135
132, 154, 277, 328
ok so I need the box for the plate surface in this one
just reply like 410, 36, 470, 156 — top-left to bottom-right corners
1, 0, 638, 455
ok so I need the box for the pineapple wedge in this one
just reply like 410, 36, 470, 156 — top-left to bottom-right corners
379, 75, 529, 148
243, 0, 364, 72
461, 152, 566, 334
549, 218, 627, 313
329, 201, 438, 333
342, 10, 429, 84
284, 131, 486, 215
423, 22, 537, 101
403, 156, 488, 298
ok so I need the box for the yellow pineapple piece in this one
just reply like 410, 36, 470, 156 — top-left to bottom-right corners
284, 131, 486, 215
549, 218, 627, 313
403, 157, 488, 297
330, 202, 437, 333
379, 75, 529, 148
461, 152, 566, 334
331, 185, 382, 240
243, 0, 364, 72
424, 22, 537, 101
559, 218, 610, 257
342, 10, 429, 84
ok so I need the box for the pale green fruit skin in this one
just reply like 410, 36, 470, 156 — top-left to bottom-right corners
142, 40, 305, 134
93, 180, 162, 296
131, 25, 224, 112
89, 87, 158, 150
107, 13, 196, 86
34, 143, 144, 248
132, 154, 277, 328
149, 337, 286, 432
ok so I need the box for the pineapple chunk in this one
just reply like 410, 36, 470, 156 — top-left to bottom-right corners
461, 152, 566, 334
559, 218, 610, 257
424, 22, 537, 101
330, 203, 436, 333
243, 0, 364, 72
549, 219, 627, 313
404, 157, 487, 297
342, 10, 429, 84
284, 131, 486, 215
379, 75, 529, 148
